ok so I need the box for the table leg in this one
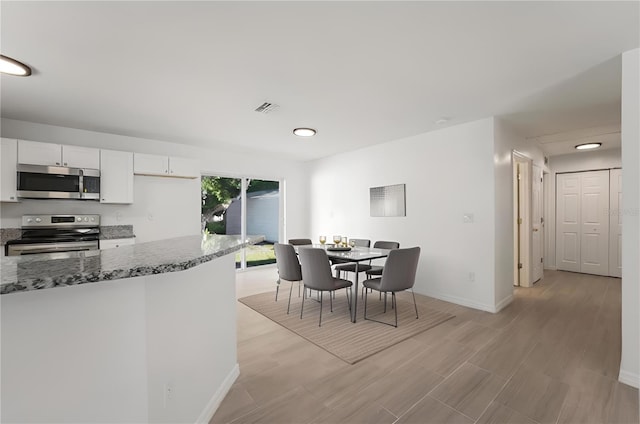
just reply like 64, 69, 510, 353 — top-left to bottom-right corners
352, 263, 359, 323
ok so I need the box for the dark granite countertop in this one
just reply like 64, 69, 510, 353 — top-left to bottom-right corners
1, 234, 263, 295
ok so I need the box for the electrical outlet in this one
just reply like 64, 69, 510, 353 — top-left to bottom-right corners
463, 213, 474, 223
163, 383, 173, 408
468, 272, 475, 282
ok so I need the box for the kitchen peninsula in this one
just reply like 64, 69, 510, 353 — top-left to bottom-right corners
1, 234, 262, 423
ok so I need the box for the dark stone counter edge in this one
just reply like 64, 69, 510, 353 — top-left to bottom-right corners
1, 238, 261, 295
99, 235, 136, 240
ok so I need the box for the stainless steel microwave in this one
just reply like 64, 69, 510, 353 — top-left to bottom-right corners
16, 164, 100, 200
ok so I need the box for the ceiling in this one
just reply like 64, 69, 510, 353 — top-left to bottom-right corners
1, 1, 638, 161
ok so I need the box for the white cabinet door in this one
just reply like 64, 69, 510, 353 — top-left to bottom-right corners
100, 238, 135, 249
18, 140, 62, 166
609, 169, 622, 278
100, 149, 134, 204
134, 153, 169, 175
1, 138, 19, 202
168, 156, 199, 178
62, 145, 100, 169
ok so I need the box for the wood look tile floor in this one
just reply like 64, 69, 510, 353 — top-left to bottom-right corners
211, 268, 639, 424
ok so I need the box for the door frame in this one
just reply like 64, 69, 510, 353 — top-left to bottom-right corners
513, 151, 533, 287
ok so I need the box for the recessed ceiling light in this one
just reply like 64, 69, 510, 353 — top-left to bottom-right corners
293, 128, 317, 137
575, 143, 602, 150
435, 117, 450, 125
0, 54, 31, 76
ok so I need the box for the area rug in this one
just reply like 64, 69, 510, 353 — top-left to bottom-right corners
238, 289, 455, 364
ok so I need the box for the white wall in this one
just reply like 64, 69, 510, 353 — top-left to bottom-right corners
309, 118, 500, 311
0, 119, 308, 242
619, 48, 639, 389
545, 148, 622, 269
493, 118, 545, 308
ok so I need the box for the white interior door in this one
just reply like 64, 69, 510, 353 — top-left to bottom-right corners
557, 170, 611, 276
517, 161, 532, 286
556, 173, 581, 272
580, 170, 609, 276
609, 169, 622, 278
532, 165, 543, 282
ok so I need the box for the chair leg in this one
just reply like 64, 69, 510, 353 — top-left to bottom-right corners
383, 292, 387, 313
300, 286, 306, 319
363, 286, 368, 321
287, 280, 294, 314
298, 281, 301, 297
330, 291, 333, 312
319, 292, 323, 327
275, 278, 280, 301
393, 292, 398, 327
411, 288, 419, 319
346, 287, 351, 311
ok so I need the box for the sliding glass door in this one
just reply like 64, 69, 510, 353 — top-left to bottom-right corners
201, 175, 280, 269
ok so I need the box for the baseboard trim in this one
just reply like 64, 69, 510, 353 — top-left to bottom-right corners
421, 291, 498, 313
618, 369, 640, 388
494, 295, 514, 313
195, 363, 240, 424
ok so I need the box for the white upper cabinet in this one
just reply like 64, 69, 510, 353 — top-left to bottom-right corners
134, 153, 169, 175
62, 145, 100, 169
1, 138, 19, 202
18, 140, 62, 166
100, 149, 134, 204
168, 156, 199, 178
18, 140, 99, 169
134, 153, 198, 178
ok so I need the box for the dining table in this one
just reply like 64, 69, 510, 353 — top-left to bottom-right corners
298, 244, 391, 323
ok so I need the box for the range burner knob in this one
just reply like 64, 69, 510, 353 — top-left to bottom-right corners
83, 217, 88, 222
90, 217, 95, 222
26, 218, 33, 223
77, 217, 82, 222
35, 218, 42, 223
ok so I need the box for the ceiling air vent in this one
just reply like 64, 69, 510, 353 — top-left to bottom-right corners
254, 102, 279, 114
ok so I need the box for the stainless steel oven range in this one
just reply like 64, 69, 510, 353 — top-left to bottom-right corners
5, 214, 100, 257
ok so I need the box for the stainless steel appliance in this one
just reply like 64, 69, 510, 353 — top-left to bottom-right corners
17, 164, 100, 200
5, 214, 101, 256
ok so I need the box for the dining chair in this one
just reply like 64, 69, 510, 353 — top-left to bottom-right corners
274, 243, 303, 314
334, 238, 371, 279
365, 241, 400, 278
299, 248, 353, 326
363, 247, 421, 327
288, 238, 312, 246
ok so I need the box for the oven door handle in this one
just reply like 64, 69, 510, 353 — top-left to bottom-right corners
8, 241, 99, 255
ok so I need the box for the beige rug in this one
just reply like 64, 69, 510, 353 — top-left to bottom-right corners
238, 288, 455, 364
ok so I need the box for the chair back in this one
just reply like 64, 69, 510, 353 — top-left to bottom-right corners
274, 243, 302, 282
349, 238, 371, 247
288, 238, 312, 246
374, 241, 400, 250
299, 248, 335, 291
380, 247, 421, 292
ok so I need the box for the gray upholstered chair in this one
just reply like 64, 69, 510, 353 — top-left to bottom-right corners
288, 238, 312, 246
299, 248, 353, 326
334, 238, 371, 279
363, 247, 421, 327
365, 241, 400, 278
274, 243, 303, 314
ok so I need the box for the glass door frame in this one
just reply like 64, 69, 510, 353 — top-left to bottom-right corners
200, 171, 284, 270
